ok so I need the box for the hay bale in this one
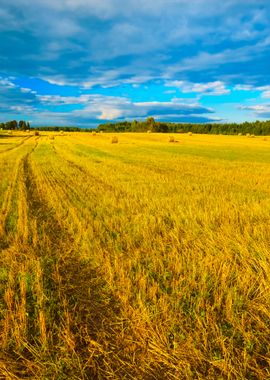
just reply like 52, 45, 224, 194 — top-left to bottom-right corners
49, 136, 55, 140
251, 134, 255, 138
111, 136, 118, 144
147, 130, 152, 133
169, 136, 175, 142
238, 133, 242, 136
92, 131, 96, 136
34, 131, 39, 136
188, 132, 193, 136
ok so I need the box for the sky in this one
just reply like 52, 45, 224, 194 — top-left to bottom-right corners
1, 0, 270, 128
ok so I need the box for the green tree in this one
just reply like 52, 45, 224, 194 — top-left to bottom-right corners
19, 120, 27, 130
146, 117, 156, 131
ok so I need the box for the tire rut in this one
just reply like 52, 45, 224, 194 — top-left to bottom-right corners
0, 135, 32, 155
18, 147, 128, 379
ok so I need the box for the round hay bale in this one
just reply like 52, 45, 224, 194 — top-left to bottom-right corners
111, 136, 118, 144
169, 136, 175, 143
188, 132, 193, 136
251, 134, 255, 138
147, 130, 152, 133
34, 131, 39, 136
92, 131, 96, 136
238, 133, 242, 136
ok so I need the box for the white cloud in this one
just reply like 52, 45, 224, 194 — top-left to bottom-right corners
234, 84, 270, 98
164, 90, 176, 94
10, 105, 36, 112
234, 84, 254, 91
239, 104, 270, 112
166, 80, 230, 95
37, 94, 93, 105
258, 86, 270, 98
0, 77, 16, 88
69, 95, 214, 121
262, 91, 270, 98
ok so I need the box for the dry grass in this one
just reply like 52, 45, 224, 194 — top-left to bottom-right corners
1, 132, 270, 379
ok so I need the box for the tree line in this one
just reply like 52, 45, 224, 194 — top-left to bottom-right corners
33, 126, 82, 132
98, 118, 270, 135
2, 118, 270, 135
0, 120, 31, 130
0, 122, 83, 133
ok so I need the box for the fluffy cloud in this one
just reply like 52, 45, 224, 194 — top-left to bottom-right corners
258, 86, 270, 98
166, 80, 230, 95
1, 0, 270, 87
35, 93, 216, 124
0, 77, 37, 114
1, 1, 270, 124
239, 103, 270, 118
0, 79, 216, 125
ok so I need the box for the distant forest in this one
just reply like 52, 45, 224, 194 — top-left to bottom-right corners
0, 121, 82, 132
98, 117, 270, 135
2, 118, 270, 135
0, 120, 30, 130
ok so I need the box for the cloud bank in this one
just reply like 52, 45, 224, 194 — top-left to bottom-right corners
0, 1, 270, 125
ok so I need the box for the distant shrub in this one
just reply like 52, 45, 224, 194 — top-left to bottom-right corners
111, 136, 118, 144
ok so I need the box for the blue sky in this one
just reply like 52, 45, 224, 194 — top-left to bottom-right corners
1, 0, 270, 127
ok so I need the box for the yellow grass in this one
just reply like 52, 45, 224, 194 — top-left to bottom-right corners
1, 131, 270, 379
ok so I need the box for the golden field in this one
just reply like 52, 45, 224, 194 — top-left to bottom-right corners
1, 131, 270, 379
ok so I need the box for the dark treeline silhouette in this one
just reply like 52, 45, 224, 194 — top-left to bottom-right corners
33, 126, 82, 132
0, 120, 30, 130
2, 118, 270, 135
98, 117, 270, 135
0, 123, 89, 132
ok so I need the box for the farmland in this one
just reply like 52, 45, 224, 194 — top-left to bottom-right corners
1, 131, 270, 379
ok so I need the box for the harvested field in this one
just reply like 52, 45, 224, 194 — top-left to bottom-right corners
1, 131, 270, 379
